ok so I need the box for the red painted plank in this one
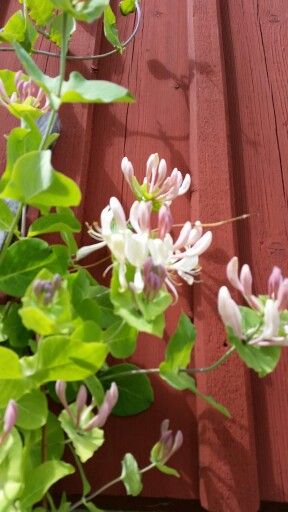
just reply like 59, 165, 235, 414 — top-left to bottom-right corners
220, 0, 288, 503
187, 1, 260, 511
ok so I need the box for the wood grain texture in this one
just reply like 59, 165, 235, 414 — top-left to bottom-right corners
220, 0, 288, 504
187, 1, 260, 511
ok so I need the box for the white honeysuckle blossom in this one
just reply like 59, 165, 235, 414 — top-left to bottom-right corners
218, 257, 288, 347
121, 153, 191, 206
76, 195, 212, 299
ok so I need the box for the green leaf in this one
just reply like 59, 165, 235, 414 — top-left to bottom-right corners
2, 303, 31, 348
0, 70, 18, 96
26, 335, 108, 383
154, 463, 180, 478
48, 13, 76, 47
121, 453, 142, 496
0, 239, 55, 297
0, 346, 22, 379
119, 0, 137, 16
25, 0, 55, 26
60, 72, 133, 104
228, 330, 281, 377
0, 429, 23, 510
71, 321, 102, 343
31, 170, 81, 209
13, 42, 47, 85
28, 210, 81, 237
0, 200, 15, 231
110, 265, 167, 337
16, 389, 48, 430
83, 502, 103, 512
104, 5, 123, 51
25, 412, 65, 467
0, 380, 31, 408
0, 306, 8, 343
103, 319, 137, 358
159, 365, 230, 417
163, 314, 196, 371
0, 150, 53, 202
20, 269, 73, 336
101, 363, 154, 416
20, 460, 74, 508
49, 0, 109, 22
59, 405, 104, 463
0, 11, 38, 52
85, 375, 104, 407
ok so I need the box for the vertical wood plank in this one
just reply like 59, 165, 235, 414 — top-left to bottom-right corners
187, 1, 260, 511
220, 0, 288, 503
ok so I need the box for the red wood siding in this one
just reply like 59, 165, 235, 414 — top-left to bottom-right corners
1, 1, 288, 511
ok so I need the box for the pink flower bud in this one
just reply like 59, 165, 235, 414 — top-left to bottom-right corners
158, 205, 173, 239
154, 158, 167, 188
85, 383, 118, 431
226, 257, 243, 293
106, 382, 119, 409
240, 264, 253, 297
268, 266, 283, 298
55, 381, 74, 420
121, 157, 134, 185
218, 286, 243, 338
172, 430, 184, 453
146, 153, 159, 184
138, 201, 152, 233
143, 257, 166, 298
3, 400, 18, 434
276, 278, 288, 311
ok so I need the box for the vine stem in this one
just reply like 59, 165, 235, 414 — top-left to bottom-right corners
0, 203, 22, 264
70, 462, 156, 511
99, 346, 236, 382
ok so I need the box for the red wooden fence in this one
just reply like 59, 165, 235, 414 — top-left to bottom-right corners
1, 1, 288, 511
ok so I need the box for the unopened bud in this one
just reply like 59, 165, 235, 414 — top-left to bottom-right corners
158, 205, 173, 239
276, 278, 288, 311
121, 157, 134, 185
218, 286, 243, 339
3, 400, 18, 434
240, 264, 253, 297
143, 258, 166, 298
268, 266, 283, 298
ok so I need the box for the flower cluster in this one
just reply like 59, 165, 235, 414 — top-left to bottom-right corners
218, 257, 288, 346
77, 154, 212, 300
121, 153, 191, 208
0, 71, 50, 112
33, 274, 62, 305
55, 380, 118, 431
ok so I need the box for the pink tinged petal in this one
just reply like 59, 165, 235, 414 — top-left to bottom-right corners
178, 174, 191, 196
109, 197, 126, 229
218, 286, 243, 338
240, 264, 253, 297
188, 231, 212, 256
173, 221, 192, 250
165, 276, 179, 302
121, 156, 134, 186
75, 242, 106, 261
106, 382, 119, 409
76, 385, 87, 416
262, 299, 280, 339
3, 400, 18, 433
14, 70, 23, 88
158, 205, 173, 239
226, 256, 243, 293
172, 430, 183, 453
276, 278, 288, 311
138, 201, 152, 233
146, 153, 159, 185
268, 266, 283, 299
154, 158, 167, 188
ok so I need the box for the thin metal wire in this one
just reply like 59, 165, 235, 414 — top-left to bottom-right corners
0, 2, 141, 61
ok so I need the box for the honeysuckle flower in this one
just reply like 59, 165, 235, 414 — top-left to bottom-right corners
152, 419, 183, 465
32, 273, 62, 305
220, 257, 288, 347
121, 153, 191, 207
0, 400, 18, 446
56, 380, 118, 431
0, 71, 50, 112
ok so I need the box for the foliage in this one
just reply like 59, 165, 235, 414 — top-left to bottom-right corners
0, 1, 285, 511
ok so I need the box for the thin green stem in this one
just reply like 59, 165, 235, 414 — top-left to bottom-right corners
70, 462, 156, 511
68, 444, 91, 498
99, 346, 236, 382
0, 203, 22, 264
